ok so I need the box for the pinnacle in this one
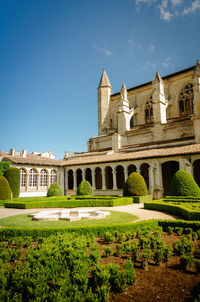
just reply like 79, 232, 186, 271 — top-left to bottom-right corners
98, 68, 112, 88
153, 71, 162, 83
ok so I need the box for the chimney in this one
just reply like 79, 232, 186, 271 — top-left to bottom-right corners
10, 148, 15, 156
21, 150, 27, 158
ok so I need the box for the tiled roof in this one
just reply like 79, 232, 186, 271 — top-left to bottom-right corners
0, 152, 62, 166
62, 143, 200, 166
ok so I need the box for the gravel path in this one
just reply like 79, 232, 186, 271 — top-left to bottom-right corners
0, 204, 176, 223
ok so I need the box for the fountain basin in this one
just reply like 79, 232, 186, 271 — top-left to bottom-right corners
28, 209, 110, 221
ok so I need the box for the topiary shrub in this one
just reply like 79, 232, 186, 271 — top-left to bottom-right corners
123, 172, 148, 197
76, 180, 93, 196
170, 169, 200, 197
0, 176, 12, 200
4, 167, 20, 198
47, 182, 64, 197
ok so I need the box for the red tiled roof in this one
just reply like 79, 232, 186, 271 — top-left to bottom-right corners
62, 144, 200, 166
0, 152, 62, 166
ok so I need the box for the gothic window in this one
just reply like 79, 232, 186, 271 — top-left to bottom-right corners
40, 169, 48, 186
130, 116, 134, 128
145, 97, 153, 124
29, 169, 37, 187
50, 170, 57, 184
179, 83, 193, 117
20, 168, 26, 187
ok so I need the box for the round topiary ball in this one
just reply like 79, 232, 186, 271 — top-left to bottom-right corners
0, 176, 12, 200
4, 167, 20, 198
123, 172, 148, 197
170, 169, 200, 197
47, 182, 64, 197
76, 180, 93, 196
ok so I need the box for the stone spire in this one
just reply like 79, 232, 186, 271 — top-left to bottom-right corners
152, 71, 162, 84
98, 68, 112, 88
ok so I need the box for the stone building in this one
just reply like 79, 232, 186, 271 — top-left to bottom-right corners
1, 60, 200, 198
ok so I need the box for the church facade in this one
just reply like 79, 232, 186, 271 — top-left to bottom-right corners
1, 60, 200, 198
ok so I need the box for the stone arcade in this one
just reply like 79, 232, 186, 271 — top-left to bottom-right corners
1, 60, 200, 198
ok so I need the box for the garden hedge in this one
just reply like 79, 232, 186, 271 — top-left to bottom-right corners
77, 180, 93, 195
47, 182, 64, 197
0, 219, 159, 240
4, 167, 20, 198
4, 197, 133, 209
0, 176, 12, 200
123, 172, 148, 197
170, 169, 200, 197
144, 201, 200, 221
132, 195, 152, 203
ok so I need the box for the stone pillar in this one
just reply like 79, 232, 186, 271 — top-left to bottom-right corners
179, 158, 193, 176
65, 168, 68, 192
37, 171, 40, 191
82, 169, 86, 181
124, 165, 128, 182
25, 171, 28, 192
73, 169, 77, 190
47, 170, 50, 189
152, 161, 164, 199
91, 168, 96, 190
149, 165, 154, 195
112, 167, 117, 190
59, 168, 65, 193
102, 167, 106, 190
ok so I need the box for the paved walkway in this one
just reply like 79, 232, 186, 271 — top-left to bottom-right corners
0, 204, 176, 223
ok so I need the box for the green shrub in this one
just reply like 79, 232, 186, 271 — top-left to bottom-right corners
47, 182, 64, 197
123, 172, 148, 197
170, 169, 200, 197
180, 255, 193, 271
4, 167, 20, 198
103, 246, 113, 257
124, 259, 136, 285
108, 263, 126, 293
77, 180, 93, 196
0, 161, 11, 176
0, 176, 12, 200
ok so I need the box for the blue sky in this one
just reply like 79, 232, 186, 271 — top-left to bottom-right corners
1, 0, 200, 159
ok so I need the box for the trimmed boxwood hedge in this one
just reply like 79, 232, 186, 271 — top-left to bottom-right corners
4, 197, 133, 209
133, 195, 152, 203
0, 219, 159, 240
170, 169, 200, 197
144, 201, 200, 220
4, 167, 20, 198
0, 176, 12, 200
123, 172, 148, 197
47, 182, 64, 197
77, 180, 93, 195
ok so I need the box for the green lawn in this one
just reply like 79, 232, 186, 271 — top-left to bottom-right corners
0, 211, 138, 228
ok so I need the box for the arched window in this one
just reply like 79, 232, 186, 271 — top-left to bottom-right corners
130, 116, 134, 128
50, 170, 57, 184
29, 169, 37, 187
40, 169, 48, 186
20, 168, 26, 187
179, 83, 193, 117
145, 97, 153, 124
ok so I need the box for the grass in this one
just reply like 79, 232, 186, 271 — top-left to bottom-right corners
0, 211, 138, 228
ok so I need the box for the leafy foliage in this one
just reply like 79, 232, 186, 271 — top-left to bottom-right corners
0, 161, 11, 176
123, 172, 148, 197
0, 176, 12, 200
4, 167, 20, 198
47, 182, 64, 197
76, 180, 93, 196
170, 169, 200, 197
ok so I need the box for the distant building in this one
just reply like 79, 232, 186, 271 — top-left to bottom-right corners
1, 60, 200, 198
